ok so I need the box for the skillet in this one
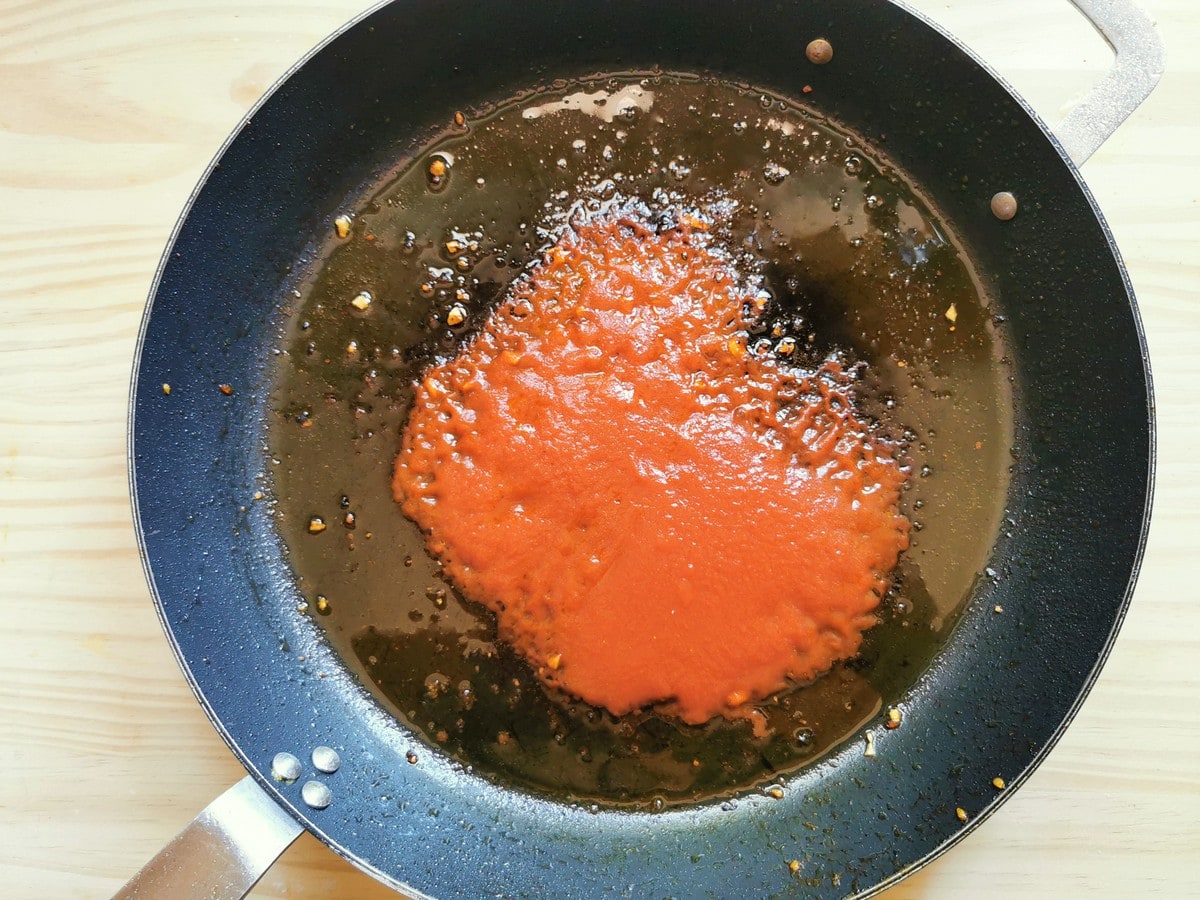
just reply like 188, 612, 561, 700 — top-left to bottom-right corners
119, 0, 1159, 896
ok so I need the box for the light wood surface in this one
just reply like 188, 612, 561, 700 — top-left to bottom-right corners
1, 1, 1196, 897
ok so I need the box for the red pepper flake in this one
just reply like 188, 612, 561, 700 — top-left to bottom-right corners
218, 383, 233, 395
802, 85, 813, 94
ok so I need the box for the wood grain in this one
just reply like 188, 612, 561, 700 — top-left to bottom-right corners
0, 1, 1196, 897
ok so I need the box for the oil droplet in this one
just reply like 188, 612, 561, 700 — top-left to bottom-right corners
668, 158, 692, 181
763, 162, 790, 185
427, 155, 449, 190
844, 155, 863, 175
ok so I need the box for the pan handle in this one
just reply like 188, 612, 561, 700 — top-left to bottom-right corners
1056, 0, 1164, 165
113, 777, 303, 900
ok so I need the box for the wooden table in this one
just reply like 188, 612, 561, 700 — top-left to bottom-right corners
2, 1, 1196, 896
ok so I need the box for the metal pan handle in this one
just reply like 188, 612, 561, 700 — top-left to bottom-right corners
1056, 0, 1164, 165
113, 777, 303, 900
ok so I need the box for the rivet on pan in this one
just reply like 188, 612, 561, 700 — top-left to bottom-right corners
806, 38, 833, 65
991, 191, 1018, 221
271, 752, 302, 783
312, 746, 341, 774
301, 780, 332, 810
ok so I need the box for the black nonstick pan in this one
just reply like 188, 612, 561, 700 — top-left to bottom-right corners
120, 0, 1158, 896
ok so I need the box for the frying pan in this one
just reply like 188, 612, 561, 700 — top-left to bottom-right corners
119, 0, 1159, 896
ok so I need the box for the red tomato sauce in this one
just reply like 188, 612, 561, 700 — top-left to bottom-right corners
394, 210, 909, 724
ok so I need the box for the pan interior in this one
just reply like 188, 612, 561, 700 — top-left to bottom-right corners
266, 74, 1013, 807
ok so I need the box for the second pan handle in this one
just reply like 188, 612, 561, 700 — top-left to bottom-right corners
1055, 0, 1165, 165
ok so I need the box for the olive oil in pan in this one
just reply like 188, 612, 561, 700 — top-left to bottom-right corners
268, 76, 1013, 807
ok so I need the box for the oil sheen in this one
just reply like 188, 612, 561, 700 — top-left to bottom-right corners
268, 75, 1013, 807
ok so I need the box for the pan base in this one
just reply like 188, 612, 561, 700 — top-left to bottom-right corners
268, 74, 1013, 807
